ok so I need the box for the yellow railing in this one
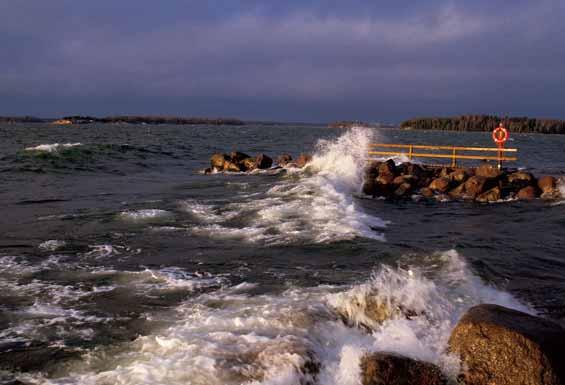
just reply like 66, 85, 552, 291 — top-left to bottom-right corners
368, 143, 518, 168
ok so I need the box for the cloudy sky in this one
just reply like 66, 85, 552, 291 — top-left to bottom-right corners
1, 0, 564, 122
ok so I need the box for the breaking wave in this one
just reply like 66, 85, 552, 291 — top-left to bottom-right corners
18, 250, 530, 385
184, 128, 387, 244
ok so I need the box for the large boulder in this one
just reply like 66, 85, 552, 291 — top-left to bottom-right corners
476, 186, 501, 203
449, 168, 470, 183
210, 153, 230, 171
463, 176, 489, 199
449, 304, 565, 385
475, 162, 502, 179
296, 153, 312, 168
420, 187, 434, 199
223, 161, 242, 172
277, 154, 293, 166
429, 177, 451, 193
538, 176, 557, 194
255, 153, 273, 169
378, 159, 396, 176
241, 157, 257, 171
230, 151, 251, 164
508, 171, 534, 185
517, 185, 538, 200
448, 183, 466, 200
402, 163, 427, 179
360, 352, 447, 385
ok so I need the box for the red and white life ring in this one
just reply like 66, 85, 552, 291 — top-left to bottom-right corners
492, 125, 508, 144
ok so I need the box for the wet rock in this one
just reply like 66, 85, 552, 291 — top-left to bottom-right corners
210, 153, 230, 171
439, 167, 454, 178
429, 177, 451, 193
508, 171, 534, 184
362, 179, 376, 196
538, 175, 557, 194
378, 159, 396, 176
204, 167, 213, 175
448, 304, 565, 385
376, 173, 395, 186
463, 176, 489, 199
241, 157, 257, 171
394, 182, 413, 198
475, 162, 501, 179
476, 186, 501, 202
517, 185, 538, 200
255, 153, 273, 169
277, 153, 293, 166
449, 168, 470, 183
296, 153, 312, 168
420, 187, 434, 199
402, 163, 427, 179
223, 161, 242, 172
360, 352, 447, 385
448, 183, 466, 199
230, 151, 251, 164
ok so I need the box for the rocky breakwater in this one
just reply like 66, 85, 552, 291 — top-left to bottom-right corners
362, 159, 563, 202
207, 151, 312, 173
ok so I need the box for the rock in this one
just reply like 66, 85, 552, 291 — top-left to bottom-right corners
538, 176, 557, 194
204, 167, 213, 174
429, 177, 451, 193
255, 153, 273, 169
376, 173, 395, 186
360, 352, 447, 385
276, 153, 293, 166
230, 151, 250, 163
475, 162, 501, 179
517, 185, 538, 200
448, 183, 466, 199
476, 186, 501, 202
378, 159, 396, 176
210, 153, 230, 171
241, 157, 257, 171
223, 161, 242, 172
402, 163, 427, 179
362, 179, 376, 196
420, 187, 434, 199
508, 171, 534, 184
439, 167, 454, 178
296, 153, 312, 168
448, 304, 565, 385
394, 182, 413, 198
463, 176, 489, 199
449, 168, 470, 183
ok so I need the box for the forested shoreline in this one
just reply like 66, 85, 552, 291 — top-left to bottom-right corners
400, 115, 565, 134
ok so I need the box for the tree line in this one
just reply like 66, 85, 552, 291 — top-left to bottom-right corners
400, 115, 565, 134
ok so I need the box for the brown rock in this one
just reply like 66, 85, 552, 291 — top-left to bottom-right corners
241, 157, 257, 171
538, 176, 557, 194
255, 153, 273, 169
448, 168, 470, 183
378, 159, 396, 176
429, 177, 451, 193
508, 171, 534, 185
210, 153, 230, 171
448, 304, 565, 385
463, 176, 489, 199
362, 179, 376, 196
402, 163, 427, 179
376, 173, 395, 186
360, 352, 447, 385
296, 153, 312, 168
420, 187, 434, 199
230, 151, 250, 163
276, 154, 293, 166
223, 161, 242, 172
476, 186, 501, 202
394, 182, 413, 198
475, 162, 501, 179
439, 167, 454, 178
448, 183, 466, 199
517, 185, 538, 200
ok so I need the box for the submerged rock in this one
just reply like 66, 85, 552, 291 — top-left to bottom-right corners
449, 304, 565, 385
360, 352, 447, 385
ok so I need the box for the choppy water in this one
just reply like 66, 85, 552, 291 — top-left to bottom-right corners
0, 123, 564, 384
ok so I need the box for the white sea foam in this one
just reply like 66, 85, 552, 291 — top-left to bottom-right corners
31, 250, 531, 385
118, 209, 174, 223
186, 128, 387, 244
39, 240, 67, 251
24, 143, 82, 152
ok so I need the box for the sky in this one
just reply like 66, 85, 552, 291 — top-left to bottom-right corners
1, 0, 564, 123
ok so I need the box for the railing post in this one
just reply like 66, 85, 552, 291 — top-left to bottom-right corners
451, 148, 456, 167
409, 145, 413, 161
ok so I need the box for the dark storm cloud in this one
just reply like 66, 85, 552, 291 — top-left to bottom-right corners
1, 0, 564, 121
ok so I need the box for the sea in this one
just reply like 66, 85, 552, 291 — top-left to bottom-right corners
1, 123, 564, 385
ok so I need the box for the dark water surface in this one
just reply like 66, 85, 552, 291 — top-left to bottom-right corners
0, 123, 563, 384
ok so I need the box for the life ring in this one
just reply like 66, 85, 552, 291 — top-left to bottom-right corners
492, 125, 508, 144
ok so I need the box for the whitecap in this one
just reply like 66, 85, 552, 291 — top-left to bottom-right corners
24, 143, 82, 152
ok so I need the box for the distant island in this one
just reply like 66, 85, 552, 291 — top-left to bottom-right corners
328, 120, 395, 129
0, 115, 245, 126
400, 115, 565, 134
